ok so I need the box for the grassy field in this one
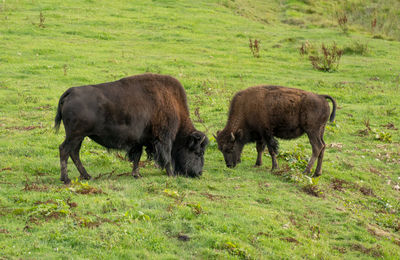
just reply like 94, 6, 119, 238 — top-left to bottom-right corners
1, 0, 399, 258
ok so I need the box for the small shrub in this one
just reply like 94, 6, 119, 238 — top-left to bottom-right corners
223, 241, 251, 259
302, 176, 324, 197
309, 42, 343, 72
336, 12, 348, 34
185, 202, 204, 215
123, 210, 150, 222
374, 130, 392, 143
39, 11, 45, 28
357, 118, 371, 136
371, 17, 377, 34
249, 38, 260, 58
343, 40, 369, 56
299, 41, 314, 56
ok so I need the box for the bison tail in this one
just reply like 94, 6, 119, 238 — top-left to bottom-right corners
54, 89, 71, 133
322, 95, 337, 122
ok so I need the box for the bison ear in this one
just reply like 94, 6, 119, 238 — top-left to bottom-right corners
188, 132, 208, 149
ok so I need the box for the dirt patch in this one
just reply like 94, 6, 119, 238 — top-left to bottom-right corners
34, 171, 48, 176
78, 217, 114, 228
75, 186, 103, 195
271, 165, 290, 176
0, 167, 12, 172
328, 143, 343, 151
201, 192, 227, 201
367, 224, 400, 246
33, 104, 51, 110
369, 167, 381, 175
0, 228, 9, 234
360, 186, 375, 196
280, 237, 300, 244
332, 246, 347, 254
34, 199, 57, 205
66, 199, 78, 208
381, 122, 398, 130
23, 183, 49, 192
6, 125, 44, 131
258, 181, 270, 190
350, 243, 382, 257
331, 178, 349, 191
44, 212, 63, 220
255, 198, 271, 205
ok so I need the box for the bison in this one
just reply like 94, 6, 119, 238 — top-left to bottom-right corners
55, 73, 208, 184
216, 85, 336, 177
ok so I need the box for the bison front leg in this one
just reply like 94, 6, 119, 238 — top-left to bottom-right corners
255, 140, 265, 167
153, 139, 174, 177
165, 162, 174, 177
128, 146, 143, 178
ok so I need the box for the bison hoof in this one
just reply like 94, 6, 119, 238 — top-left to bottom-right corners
133, 173, 142, 179
313, 172, 322, 177
253, 163, 261, 168
62, 178, 71, 185
80, 174, 92, 180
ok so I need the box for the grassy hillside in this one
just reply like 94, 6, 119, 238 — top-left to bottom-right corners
1, 0, 399, 258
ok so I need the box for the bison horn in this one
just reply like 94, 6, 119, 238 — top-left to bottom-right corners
200, 135, 206, 144
230, 132, 235, 141
212, 133, 217, 140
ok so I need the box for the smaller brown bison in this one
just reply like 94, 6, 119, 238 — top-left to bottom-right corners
216, 85, 336, 177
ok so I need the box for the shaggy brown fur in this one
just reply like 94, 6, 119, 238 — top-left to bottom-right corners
216, 85, 336, 176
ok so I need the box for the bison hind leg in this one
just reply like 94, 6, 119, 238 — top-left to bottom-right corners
304, 129, 325, 175
59, 136, 90, 184
255, 140, 266, 167
266, 136, 279, 170
59, 140, 71, 184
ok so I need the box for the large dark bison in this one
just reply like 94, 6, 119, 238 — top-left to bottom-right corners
55, 73, 208, 184
216, 85, 336, 177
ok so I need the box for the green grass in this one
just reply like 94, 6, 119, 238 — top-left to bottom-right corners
1, 0, 400, 258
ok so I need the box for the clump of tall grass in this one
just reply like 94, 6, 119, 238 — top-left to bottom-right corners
249, 38, 260, 58
308, 42, 343, 72
343, 40, 369, 56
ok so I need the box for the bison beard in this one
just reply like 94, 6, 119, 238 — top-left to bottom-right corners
54, 74, 208, 184
216, 85, 336, 177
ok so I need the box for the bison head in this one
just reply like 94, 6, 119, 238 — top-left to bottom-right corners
216, 129, 244, 168
173, 131, 208, 177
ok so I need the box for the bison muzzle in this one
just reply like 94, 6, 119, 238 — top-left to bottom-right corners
216, 85, 336, 177
55, 73, 208, 184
